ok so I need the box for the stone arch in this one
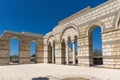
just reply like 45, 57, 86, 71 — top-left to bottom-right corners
9, 37, 20, 64
87, 24, 103, 66
60, 23, 80, 41
113, 9, 120, 29
9, 36, 22, 43
46, 33, 57, 45
29, 39, 37, 44
85, 21, 105, 36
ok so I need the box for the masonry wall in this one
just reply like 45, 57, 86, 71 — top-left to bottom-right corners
36, 39, 44, 63
102, 29, 120, 68
44, 0, 120, 68
0, 0, 119, 69
77, 37, 91, 67
0, 37, 9, 65
0, 31, 44, 65
55, 42, 63, 64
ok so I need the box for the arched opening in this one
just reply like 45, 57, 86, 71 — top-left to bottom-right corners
60, 26, 79, 65
10, 38, 20, 65
53, 41, 56, 64
61, 39, 66, 64
74, 36, 78, 65
89, 26, 103, 66
68, 36, 73, 65
60, 26, 80, 41
48, 42, 52, 63
30, 41, 37, 63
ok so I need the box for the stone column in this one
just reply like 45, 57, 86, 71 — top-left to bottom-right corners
44, 44, 48, 63
65, 42, 69, 65
48, 45, 52, 63
52, 46, 55, 64
55, 41, 63, 64
77, 37, 92, 67
36, 39, 44, 63
19, 40, 30, 64
72, 41, 75, 65
0, 38, 9, 65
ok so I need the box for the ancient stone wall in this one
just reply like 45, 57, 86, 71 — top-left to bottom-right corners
0, 0, 120, 69
0, 31, 44, 65
44, 0, 120, 68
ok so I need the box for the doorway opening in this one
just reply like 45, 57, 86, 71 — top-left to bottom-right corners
10, 38, 20, 65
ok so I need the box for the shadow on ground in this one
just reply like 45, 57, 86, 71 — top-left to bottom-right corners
32, 77, 49, 80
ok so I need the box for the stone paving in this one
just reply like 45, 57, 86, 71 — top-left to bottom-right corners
0, 64, 120, 80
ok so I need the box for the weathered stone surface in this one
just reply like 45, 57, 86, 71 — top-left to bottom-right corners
0, 0, 120, 69
0, 31, 44, 65
44, 0, 120, 69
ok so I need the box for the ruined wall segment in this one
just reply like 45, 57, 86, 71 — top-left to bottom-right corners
0, 31, 44, 65
0, 0, 119, 69
45, 0, 120, 68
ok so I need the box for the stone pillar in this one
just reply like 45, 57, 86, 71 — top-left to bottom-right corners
77, 37, 92, 67
44, 44, 48, 63
52, 46, 55, 64
72, 41, 75, 65
65, 42, 69, 65
36, 39, 44, 63
0, 38, 9, 65
19, 40, 30, 64
48, 45, 52, 63
55, 42, 62, 64
44, 43, 52, 63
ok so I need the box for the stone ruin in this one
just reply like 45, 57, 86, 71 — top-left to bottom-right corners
0, 0, 120, 69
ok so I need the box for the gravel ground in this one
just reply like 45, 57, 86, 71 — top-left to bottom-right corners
0, 63, 119, 80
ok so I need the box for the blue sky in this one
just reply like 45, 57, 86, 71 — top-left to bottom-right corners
0, 0, 107, 35
92, 27, 102, 51
1, 0, 107, 55
10, 39, 36, 56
